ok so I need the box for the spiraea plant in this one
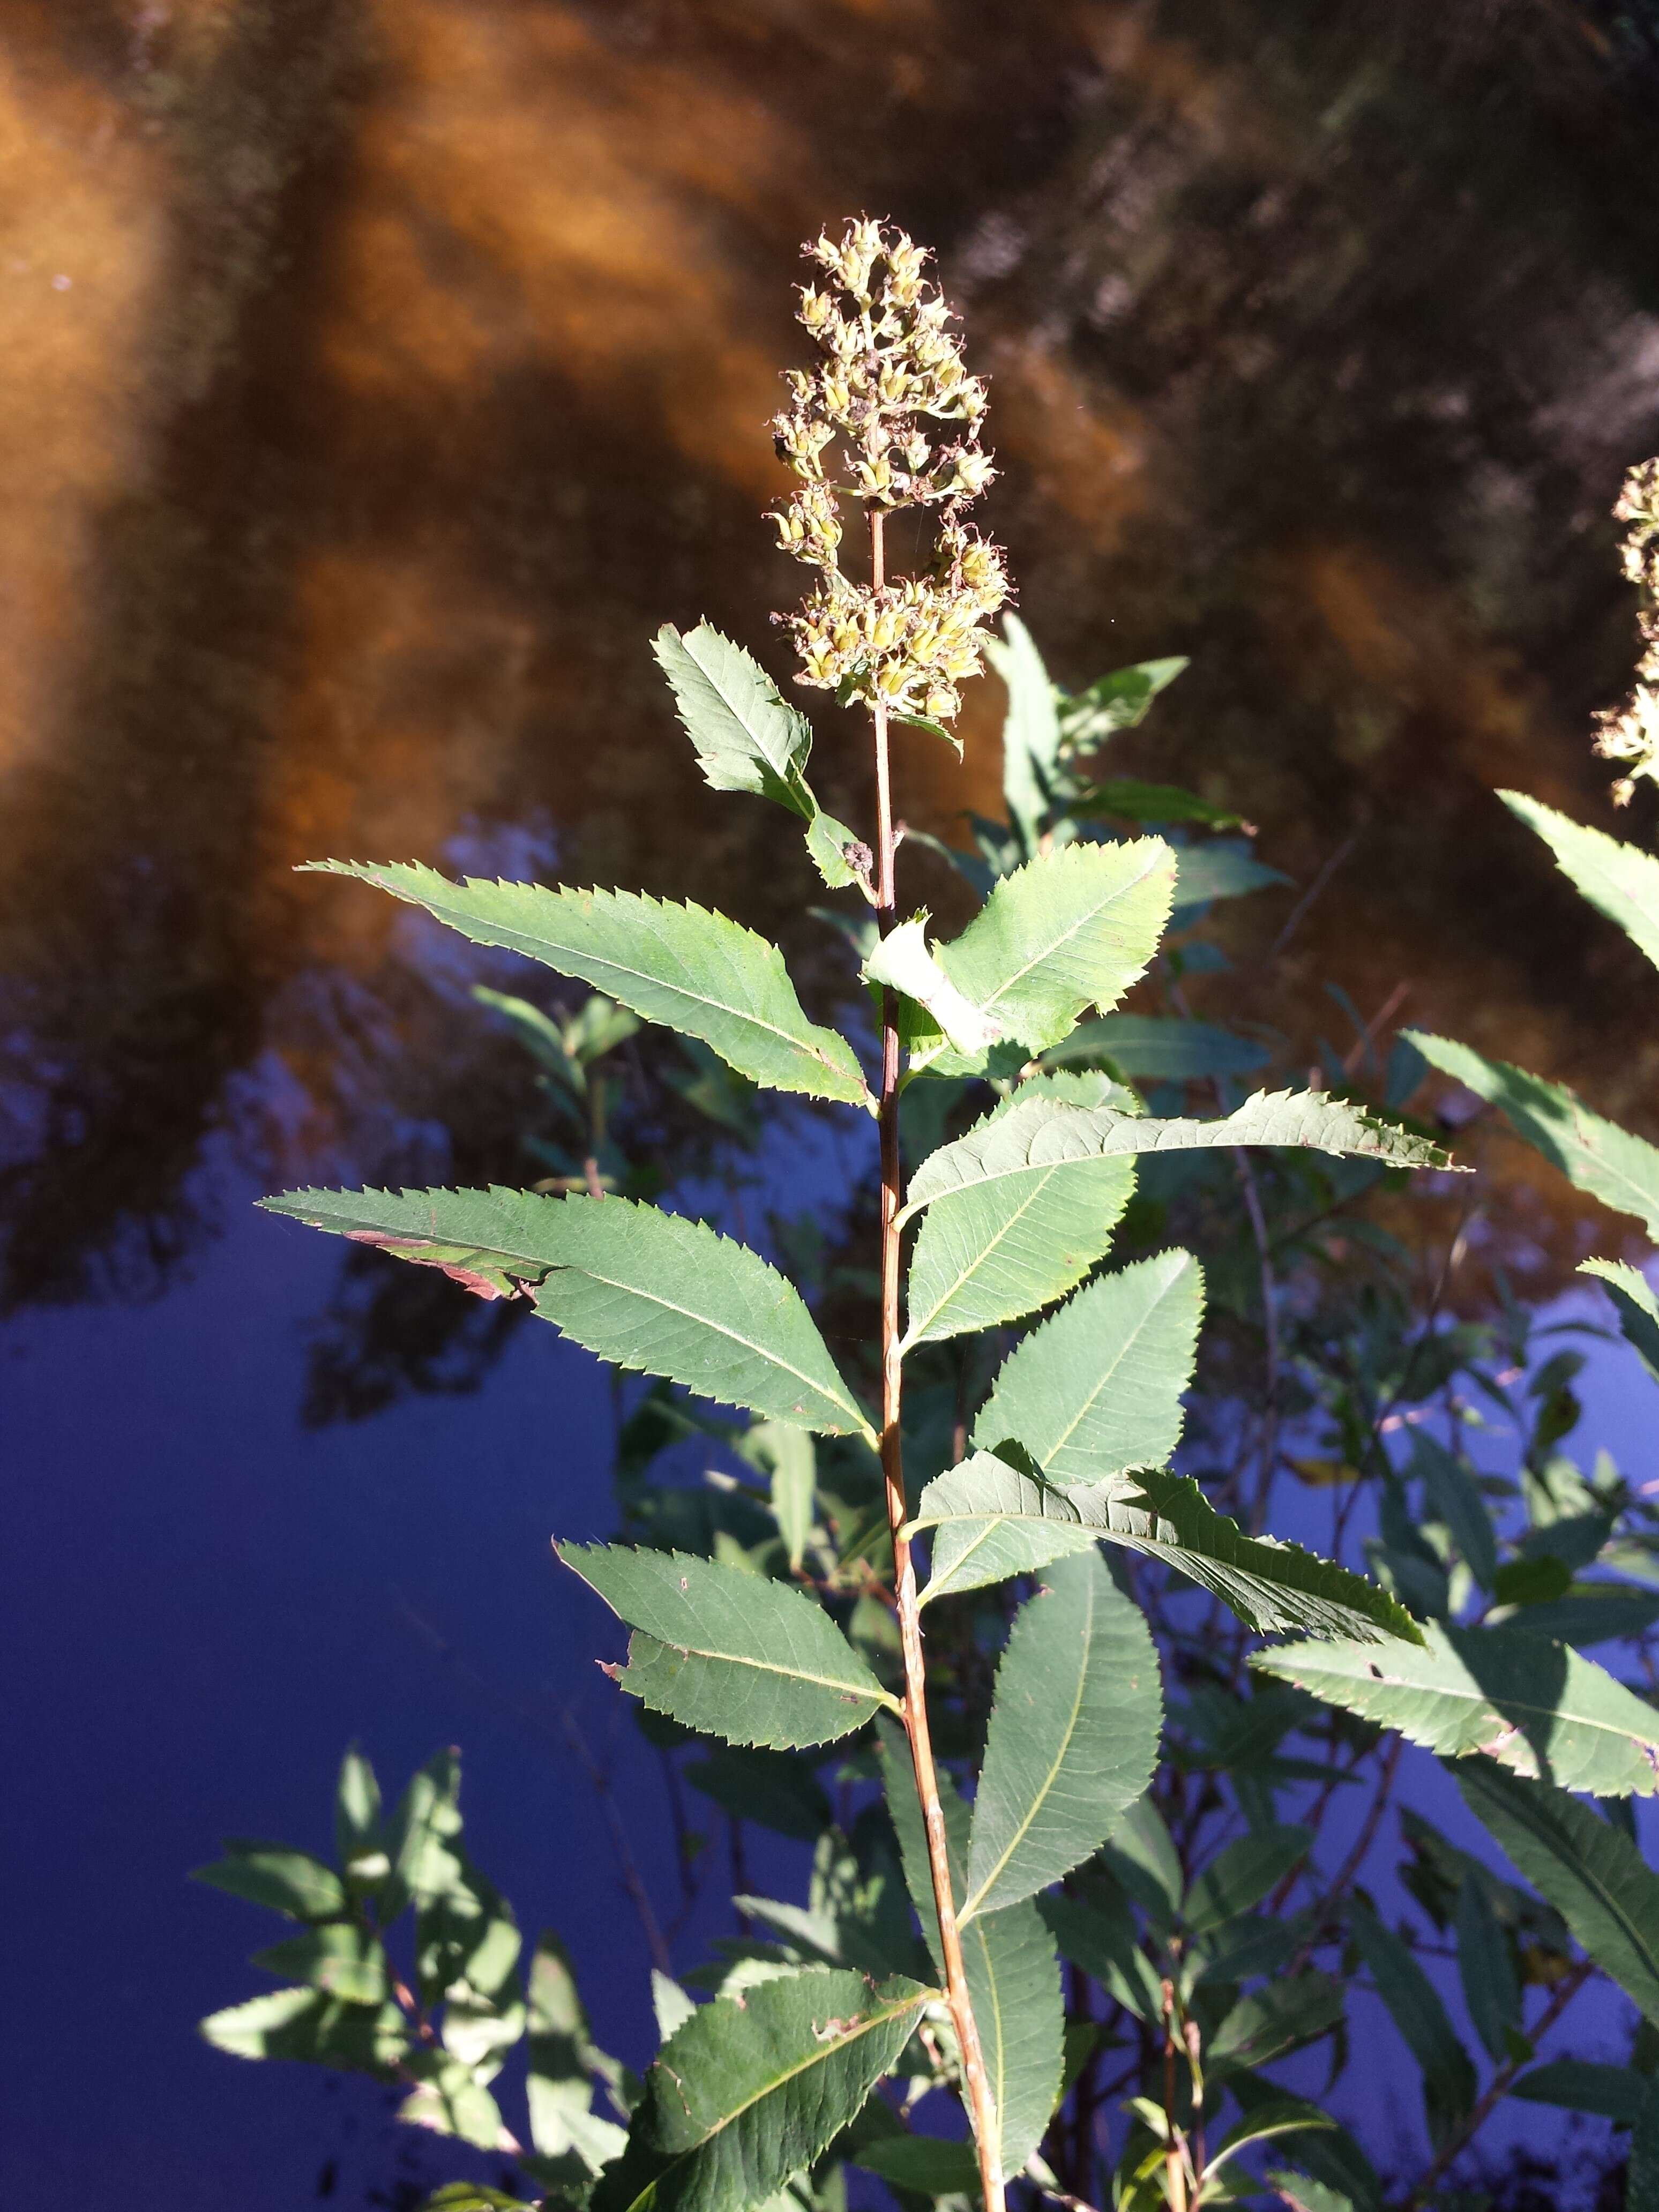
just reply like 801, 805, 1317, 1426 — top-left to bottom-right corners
200, 238, 1659, 2212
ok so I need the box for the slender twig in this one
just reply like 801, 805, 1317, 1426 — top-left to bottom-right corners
868, 507, 1004, 2212
1160, 1978, 1189, 2212
1399, 1960, 1593, 2208
1266, 834, 1357, 966
1285, 1733, 1402, 1978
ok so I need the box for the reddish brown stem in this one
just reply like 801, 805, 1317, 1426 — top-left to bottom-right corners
869, 506, 1005, 2212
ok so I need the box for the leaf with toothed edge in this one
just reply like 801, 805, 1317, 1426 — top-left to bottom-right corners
298, 860, 870, 1107
911, 1450, 1419, 1643
1253, 1621, 1659, 1795
561, 1545, 896, 1750
588, 1968, 930, 2212
260, 1183, 581, 1301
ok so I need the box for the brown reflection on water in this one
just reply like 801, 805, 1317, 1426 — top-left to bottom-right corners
4, 0, 1659, 1310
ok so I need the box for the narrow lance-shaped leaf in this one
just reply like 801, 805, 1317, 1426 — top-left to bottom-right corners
1510, 2060, 1654, 2127
1252, 1620, 1659, 1796
1455, 1874, 1520, 2065
878, 1722, 1065, 2180
1454, 1761, 1659, 2023
984, 612, 1062, 850
266, 1190, 873, 1441
589, 1968, 929, 2212
914, 1450, 1420, 1645
302, 861, 870, 1108
1042, 1013, 1269, 1081
191, 1840, 346, 1923
902, 1090, 1456, 1223
1408, 1029, 1659, 1236
901, 1076, 1137, 1346
1411, 1433, 1498, 1593
1500, 789, 1659, 975
1183, 1826, 1314, 1938
653, 623, 860, 890
560, 1544, 896, 1750
967, 1250, 1203, 1487
961, 1549, 1162, 1921
1349, 1903, 1476, 2146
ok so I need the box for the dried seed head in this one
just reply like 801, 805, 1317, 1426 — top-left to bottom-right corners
769, 218, 1009, 726
1595, 458, 1659, 803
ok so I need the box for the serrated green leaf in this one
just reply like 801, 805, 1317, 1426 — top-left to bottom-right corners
1411, 1433, 1498, 1593
1500, 790, 1659, 974
915, 1449, 1417, 1641
1349, 1901, 1476, 2142
866, 916, 1003, 1056
1505, 1585, 1659, 1646
1251, 1621, 1659, 1794
1454, 1761, 1659, 2022
1184, 1827, 1312, 1937
900, 1082, 1136, 1346
928, 840, 1176, 1056
383, 1750, 465, 1923
961, 1549, 1161, 1920
400, 2048, 509, 2150
1455, 1873, 1520, 2064
562, 1545, 895, 1748
1582, 1257, 1659, 1384
879, 1723, 1064, 2178
536, 1199, 871, 1440
652, 622, 815, 812
1509, 2058, 1651, 2125
251, 1923, 388, 2005
260, 1183, 574, 1301
903, 1092, 1454, 1232
1408, 1029, 1659, 1234
302, 861, 869, 1107
589, 1968, 928, 2212
967, 1250, 1202, 1483
192, 1841, 346, 1923
198, 1984, 410, 2073
1041, 1014, 1268, 1081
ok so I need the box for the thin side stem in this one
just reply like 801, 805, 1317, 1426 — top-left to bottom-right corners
869, 506, 1005, 2212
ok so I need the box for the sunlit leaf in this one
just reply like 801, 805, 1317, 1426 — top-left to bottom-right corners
192, 1841, 346, 1924
879, 1723, 1064, 2179
1500, 790, 1659, 975
589, 1968, 928, 2212
562, 1544, 896, 1749
1408, 1029, 1659, 1235
198, 1985, 410, 2074
302, 860, 870, 1106
1252, 1621, 1659, 1795
961, 1549, 1161, 1919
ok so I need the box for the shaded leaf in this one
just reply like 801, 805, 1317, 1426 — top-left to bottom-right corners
399, 2049, 510, 2150
849, 2137, 982, 2196
1509, 2058, 1649, 2125
1412, 1433, 1498, 1593
192, 1841, 346, 1924
1058, 656, 1187, 745
251, 1923, 388, 2006
562, 1544, 895, 1749
1169, 841, 1290, 918
1408, 1030, 1659, 1236
1072, 780, 1243, 829
302, 861, 869, 1106
1041, 1014, 1268, 1081
685, 1747, 833, 1842
985, 613, 1062, 849
1582, 1257, 1659, 1385
967, 1250, 1202, 1484
527, 1931, 629, 2171
1252, 1621, 1659, 1795
1040, 1873, 1164, 2023
590, 1968, 928, 2212
1185, 1827, 1313, 1938
1349, 1903, 1476, 2143
879, 1723, 1064, 2179
1207, 1973, 1345, 2075
1454, 1761, 1659, 2022
962, 1549, 1162, 1919
1455, 1873, 1520, 2064
1505, 1584, 1659, 1647
866, 917, 1003, 1056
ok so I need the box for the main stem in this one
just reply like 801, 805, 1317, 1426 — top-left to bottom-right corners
869, 507, 1005, 2212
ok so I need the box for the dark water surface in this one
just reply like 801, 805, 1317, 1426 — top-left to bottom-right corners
10, 2, 1659, 2200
